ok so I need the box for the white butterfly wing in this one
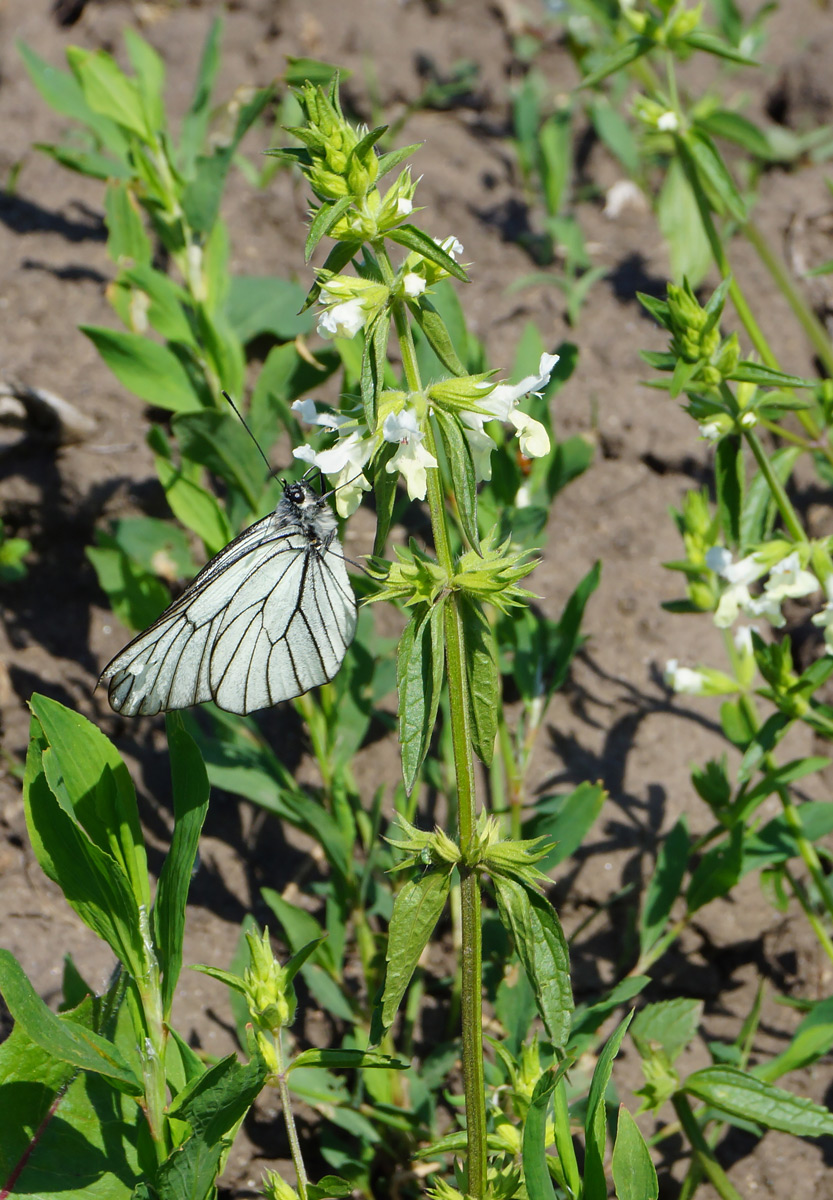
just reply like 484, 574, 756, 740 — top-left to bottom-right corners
101, 513, 357, 717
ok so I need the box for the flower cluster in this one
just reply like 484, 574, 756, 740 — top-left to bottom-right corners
706, 545, 818, 630
292, 345, 557, 517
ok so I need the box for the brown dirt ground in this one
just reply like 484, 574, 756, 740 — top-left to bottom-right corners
2, 0, 833, 1196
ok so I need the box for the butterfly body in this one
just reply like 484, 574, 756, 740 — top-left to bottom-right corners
100, 480, 356, 717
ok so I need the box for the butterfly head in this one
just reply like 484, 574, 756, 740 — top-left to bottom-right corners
278, 475, 338, 542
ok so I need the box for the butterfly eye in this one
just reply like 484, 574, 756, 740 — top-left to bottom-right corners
286, 485, 305, 505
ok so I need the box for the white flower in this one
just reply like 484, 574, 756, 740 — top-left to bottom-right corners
508, 409, 550, 458
698, 420, 723, 441
293, 431, 372, 517
657, 110, 679, 132
714, 582, 753, 629
706, 547, 767, 587
480, 353, 560, 422
457, 352, 557, 478
403, 272, 426, 297
763, 552, 818, 601
437, 235, 464, 258
733, 624, 757, 655
382, 409, 438, 500
738, 410, 757, 429
397, 197, 413, 216
664, 659, 705, 694
812, 601, 833, 654
317, 297, 366, 340
291, 398, 343, 429
744, 592, 785, 627
463, 423, 499, 482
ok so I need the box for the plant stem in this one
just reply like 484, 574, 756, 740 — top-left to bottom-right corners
276, 1030, 308, 1200
783, 865, 833, 965
445, 594, 487, 1197
672, 1094, 743, 1200
386, 273, 487, 1196
743, 218, 833, 380
742, 426, 807, 543
136, 909, 169, 1162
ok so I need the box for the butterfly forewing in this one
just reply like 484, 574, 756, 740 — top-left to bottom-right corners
100, 482, 357, 717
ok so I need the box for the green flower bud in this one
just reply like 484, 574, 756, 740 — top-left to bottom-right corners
262, 1170, 299, 1200
243, 928, 291, 1034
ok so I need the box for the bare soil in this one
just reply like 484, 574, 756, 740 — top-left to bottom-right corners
2, 1, 833, 1196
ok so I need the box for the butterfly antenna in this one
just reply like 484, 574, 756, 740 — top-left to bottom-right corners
222, 390, 273, 475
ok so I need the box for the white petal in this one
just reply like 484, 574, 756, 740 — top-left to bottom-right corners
509, 411, 550, 458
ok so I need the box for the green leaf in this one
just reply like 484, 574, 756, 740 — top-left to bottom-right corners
458, 594, 498, 767
18, 40, 129, 158
579, 36, 654, 88
376, 141, 422, 179
522, 1071, 558, 1200
387, 223, 469, 281
546, 433, 595, 500
28, 695, 149, 907
687, 824, 743, 912
631, 998, 702, 1064
23, 714, 144, 976
0, 950, 141, 1094
32, 141, 132, 181
86, 537, 170, 632
727, 362, 819, 388
657, 157, 711, 287
715, 434, 743, 546
123, 27, 166, 134
408, 297, 466, 377
612, 1106, 659, 1200
159, 1054, 268, 1199
380, 869, 451, 1034
225, 276, 313, 344
527, 781, 606, 871
184, 710, 352, 885
105, 181, 152, 267
65, 47, 152, 140
584, 1013, 634, 1200
492, 876, 572, 1048
569, 977, 651, 1056
589, 98, 640, 175
741, 801, 833, 875
361, 309, 390, 428
289, 1048, 405, 1072
152, 716, 210, 1019
369, 441, 399, 557
683, 130, 747, 223
683, 1066, 833, 1136
695, 110, 773, 159
306, 196, 354, 260
639, 817, 690, 955
179, 17, 222, 173
755, 996, 833, 1083
397, 603, 446, 794
0, 1022, 142, 1197
433, 407, 480, 554
120, 264, 194, 344
681, 29, 760, 65
181, 86, 272, 234
740, 447, 801, 547
155, 457, 233, 557
173, 409, 266, 511
81, 326, 209, 412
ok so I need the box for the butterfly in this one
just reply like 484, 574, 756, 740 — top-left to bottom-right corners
99, 477, 357, 716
